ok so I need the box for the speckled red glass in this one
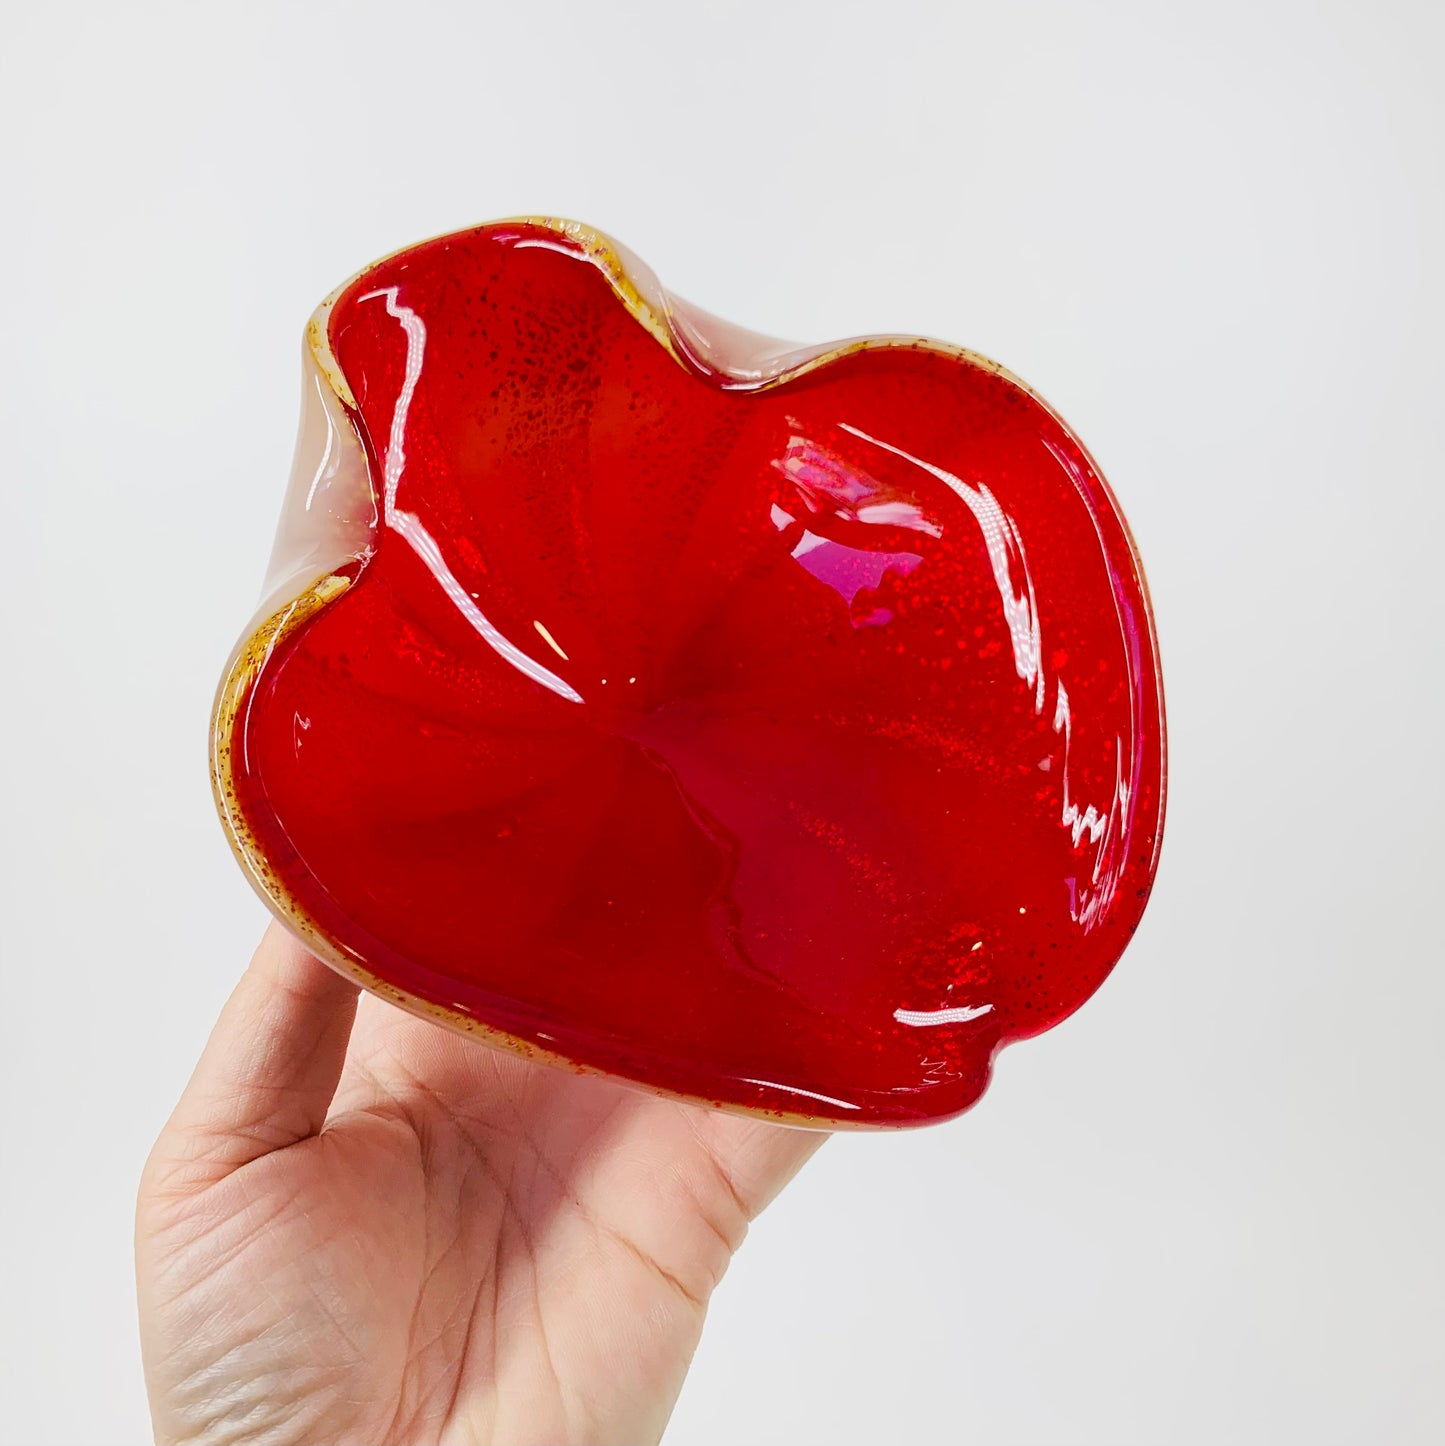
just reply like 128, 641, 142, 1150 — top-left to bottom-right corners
214, 220, 1165, 1127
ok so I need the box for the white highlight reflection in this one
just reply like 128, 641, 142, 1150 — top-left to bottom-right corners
1054, 682, 1108, 848
893, 1003, 995, 1027
362, 287, 583, 704
532, 618, 570, 660
839, 423, 1045, 712
302, 398, 337, 512
837, 421, 1138, 932
739, 1078, 861, 1112
1041, 438, 1139, 930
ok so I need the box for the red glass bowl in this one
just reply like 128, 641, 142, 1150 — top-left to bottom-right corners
211, 218, 1166, 1128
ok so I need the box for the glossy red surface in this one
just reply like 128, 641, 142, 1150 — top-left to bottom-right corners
223, 222, 1165, 1126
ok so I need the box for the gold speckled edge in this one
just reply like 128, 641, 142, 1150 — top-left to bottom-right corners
307, 214, 1040, 403
212, 215, 1157, 1131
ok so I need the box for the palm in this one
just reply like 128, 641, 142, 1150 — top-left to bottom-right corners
137, 929, 822, 1444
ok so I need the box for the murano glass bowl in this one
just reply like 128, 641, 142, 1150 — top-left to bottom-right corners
211, 218, 1166, 1128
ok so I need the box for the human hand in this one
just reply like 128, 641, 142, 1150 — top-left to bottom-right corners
136, 925, 824, 1444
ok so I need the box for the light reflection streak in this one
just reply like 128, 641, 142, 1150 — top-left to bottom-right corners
1053, 682, 1107, 848
838, 423, 1045, 713
835, 422, 1137, 931
361, 286, 583, 704
1040, 437, 1141, 929
511, 237, 592, 260
532, 619, 570, 660
302, 372, 337, 512
739, 1077, 861, 1111
893, 1003, 994, 1027
856, 499, 942, 536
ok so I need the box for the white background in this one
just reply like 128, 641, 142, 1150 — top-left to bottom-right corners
3, 1, 1442, 1441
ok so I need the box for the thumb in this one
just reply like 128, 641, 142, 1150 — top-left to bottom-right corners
144, 922, 359, 1197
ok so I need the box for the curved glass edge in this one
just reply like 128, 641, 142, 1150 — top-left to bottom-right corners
253, 344, 378, 629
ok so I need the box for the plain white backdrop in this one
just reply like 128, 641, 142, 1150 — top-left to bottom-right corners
3, 1, 1442, 1441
